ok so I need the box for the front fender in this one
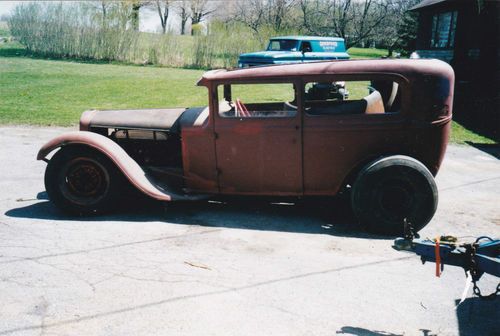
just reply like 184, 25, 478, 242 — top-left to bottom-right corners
37, 131, 172, 201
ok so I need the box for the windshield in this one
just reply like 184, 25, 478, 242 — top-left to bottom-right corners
267, 39, 298, 51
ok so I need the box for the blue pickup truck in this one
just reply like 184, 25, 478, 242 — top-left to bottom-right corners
238, 36, 350, 68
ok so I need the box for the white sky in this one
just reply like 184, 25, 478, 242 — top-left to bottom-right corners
0, 1, 175, 33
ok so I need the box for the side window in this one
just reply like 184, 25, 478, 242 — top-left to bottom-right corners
304, 80, 401, 116
301, 41, 312, 53
218, 83, 297, 118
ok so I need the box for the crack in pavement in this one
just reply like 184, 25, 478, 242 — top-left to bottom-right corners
440, 176, 500, 192
0, 255, 415, 335
0, 229, 221, 265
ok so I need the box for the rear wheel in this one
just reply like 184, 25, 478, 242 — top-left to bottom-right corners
351, 155, 438, 235
45, 146, 123, 215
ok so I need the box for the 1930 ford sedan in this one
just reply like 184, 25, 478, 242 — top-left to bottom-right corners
37, 59, 454, 234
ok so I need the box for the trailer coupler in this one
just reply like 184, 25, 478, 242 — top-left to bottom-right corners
393, 226, 499, 300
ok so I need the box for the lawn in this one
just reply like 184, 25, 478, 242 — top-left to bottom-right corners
348, 47, 389, 59
0, 43, 495, 144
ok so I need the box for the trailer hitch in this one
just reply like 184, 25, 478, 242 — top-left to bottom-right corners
393, 220, 499, 300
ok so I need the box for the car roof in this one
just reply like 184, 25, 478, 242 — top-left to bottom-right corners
270, 36, 345, 42
197, 59, 454, 85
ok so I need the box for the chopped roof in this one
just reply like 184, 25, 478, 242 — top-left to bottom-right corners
197, 59, 453, 86
410, 0, 448, 11
270, 36, 344, 42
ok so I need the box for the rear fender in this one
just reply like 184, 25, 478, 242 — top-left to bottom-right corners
37, 131, 172, 201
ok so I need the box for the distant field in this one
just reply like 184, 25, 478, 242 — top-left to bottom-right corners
0, 41, 495, 144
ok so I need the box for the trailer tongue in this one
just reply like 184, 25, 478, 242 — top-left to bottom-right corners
393, 221, 499, 300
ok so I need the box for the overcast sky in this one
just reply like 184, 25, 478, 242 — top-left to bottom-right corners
0, 1, 171, 33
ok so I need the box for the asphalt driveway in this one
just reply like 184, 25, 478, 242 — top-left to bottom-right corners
0, 126, 498, 336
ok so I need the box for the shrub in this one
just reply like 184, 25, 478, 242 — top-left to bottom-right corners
8, 2, 293, 69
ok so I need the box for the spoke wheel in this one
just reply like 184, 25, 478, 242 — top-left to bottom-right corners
59, 158, 109, 206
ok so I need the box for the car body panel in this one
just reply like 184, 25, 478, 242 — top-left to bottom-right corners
39, 58, 454, 202
80, 108, 187, 132
213, 109, 303, 195
37, 131, 172, 201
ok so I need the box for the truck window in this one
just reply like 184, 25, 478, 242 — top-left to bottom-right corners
304, 80, 401, 115
218, 83, 297, 118
267, 40, 298, 52
301, 41, 312, 53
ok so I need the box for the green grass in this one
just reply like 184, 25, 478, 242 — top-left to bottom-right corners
0, 48, 496, 145
0, 55, 204, 125
450, 121, 496, 145
348, 47, 389, 59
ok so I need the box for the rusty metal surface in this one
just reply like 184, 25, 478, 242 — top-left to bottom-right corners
83, 108, 186, 132
37, 131, 172, 201
45, 59, 454, 200
185, 59, 454, 196
197, 59, 454, 86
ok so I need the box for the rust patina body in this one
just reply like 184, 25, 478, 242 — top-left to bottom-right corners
38, 59, 454, 234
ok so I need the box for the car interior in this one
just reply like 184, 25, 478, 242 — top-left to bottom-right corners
304, 80, 401, 115
218, 80, 401, 118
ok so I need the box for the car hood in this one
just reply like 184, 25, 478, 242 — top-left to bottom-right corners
80, 107, 208, 134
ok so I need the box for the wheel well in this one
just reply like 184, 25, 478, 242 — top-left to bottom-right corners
341, 155, 381, 190
341, 153, 430, 191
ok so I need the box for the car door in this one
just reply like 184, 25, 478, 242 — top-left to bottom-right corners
214, 81, 303, 195
302, 75, 408, 196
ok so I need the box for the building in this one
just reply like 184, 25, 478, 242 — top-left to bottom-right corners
411, 0, 499, 140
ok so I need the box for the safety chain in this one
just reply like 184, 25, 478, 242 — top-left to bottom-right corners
403, 218, 419, 241
464, 242, 499, 300
472, 282, 500, 300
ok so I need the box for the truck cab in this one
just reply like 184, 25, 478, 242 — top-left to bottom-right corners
238, 36, 350, 68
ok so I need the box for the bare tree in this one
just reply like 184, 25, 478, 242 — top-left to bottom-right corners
373, 0, 419, 55
231, 0, 298, 34
81, 0, 111, 26
300, 0, 390, 48
230, 0, 266, 33
189, 0, 217, 35
153, 0, 172, 34
129, 0, 151, 31
176, 0, 190, 35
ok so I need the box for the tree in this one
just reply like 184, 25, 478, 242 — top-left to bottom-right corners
373, 0, 419, 56
129, 0, 150, 31
230, 0, 298, 34
190, 0, 216, 35
300, 0, 390, 48
230, 0, 266, 33
153, 0, 172, 34
176, 0, 190, 35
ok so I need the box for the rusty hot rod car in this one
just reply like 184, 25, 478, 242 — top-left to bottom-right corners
37, 59, 454, 234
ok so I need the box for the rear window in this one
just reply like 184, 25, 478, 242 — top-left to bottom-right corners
304, 80, 401, 116
310, 40, 346, 52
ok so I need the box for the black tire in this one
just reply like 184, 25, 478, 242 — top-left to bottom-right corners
44, 145, 123, 215
351, 155, 438, 235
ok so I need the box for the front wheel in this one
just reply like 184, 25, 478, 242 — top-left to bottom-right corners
44, 146, 123, 215
351, 155, 438, 235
